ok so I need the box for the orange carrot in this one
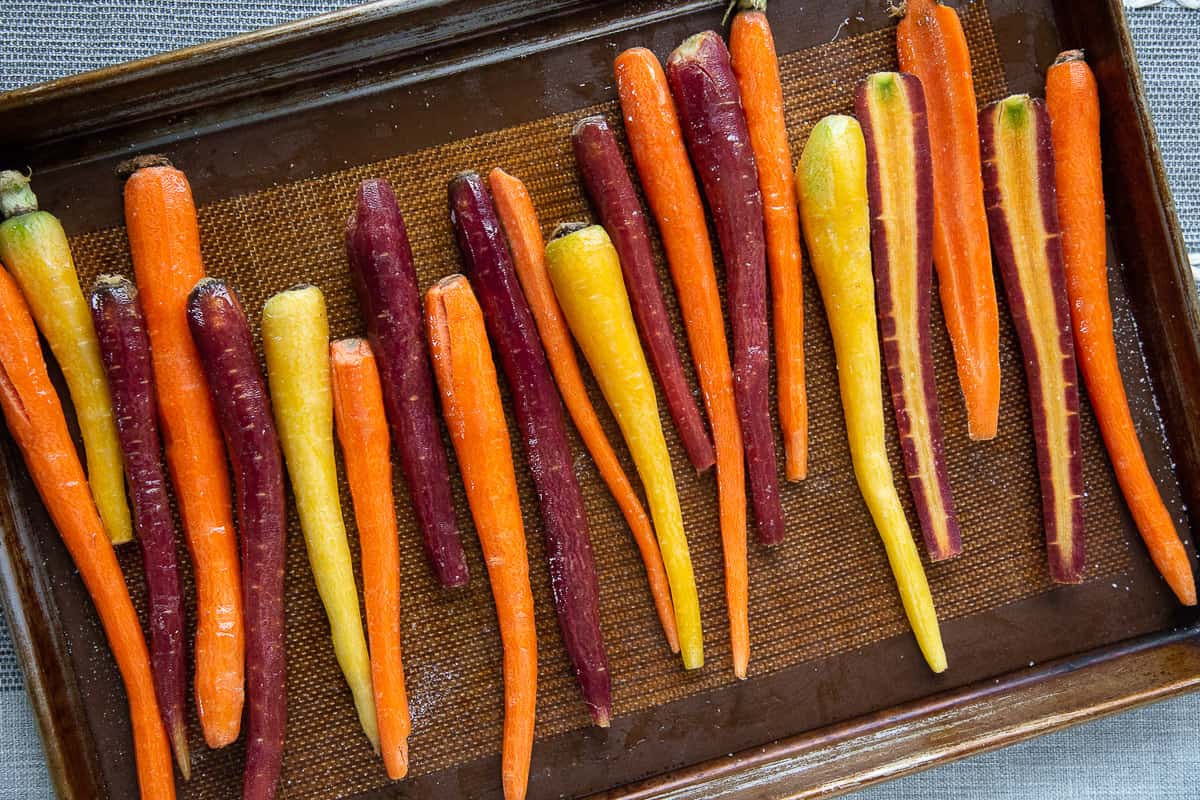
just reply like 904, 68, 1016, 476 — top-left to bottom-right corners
331, 338, 413, 777
615, 47, 750, 678
0, 266, 175, 798
897, 0, 1001, 440
487, 167, 679, 654
1046, 51, 1196, 605
425, 275, 537, 800
121, 155, 245, 747
730, 0, 808, 481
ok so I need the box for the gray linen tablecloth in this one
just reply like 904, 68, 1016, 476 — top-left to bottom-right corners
1, 2, 1198, 798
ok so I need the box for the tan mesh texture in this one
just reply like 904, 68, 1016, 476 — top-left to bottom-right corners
64, 5, 1136, 798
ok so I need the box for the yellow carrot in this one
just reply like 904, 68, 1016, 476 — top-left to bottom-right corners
261, 285, 379, 748
545, 224, 703, 670
795, 116, 946, 674
0, 171, 132, 544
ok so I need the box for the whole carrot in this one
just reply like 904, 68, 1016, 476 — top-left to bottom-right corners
488, 167, 680, 654
450, 172, 611, 726
346, 179, 469, 588
331, 338, 412, 778
668, 31, 786, 547
546, 224, 705, 672
0, 170, 132, 544
1046, 51, 1194, 604
897, 0, 1001, 440
797, 116, 947, 673
729, 0, 808, 481
614, 46, 749, 677
425, 276, 537, 800
188, 279, 287, 800
122, 155, 245, 747
0, 266, 175, 798
262, 286, 378, 749
570, 116, 715, 473
89, 275, 190, 777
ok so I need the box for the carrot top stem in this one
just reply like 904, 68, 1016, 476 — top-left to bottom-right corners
0, 171, 38, 219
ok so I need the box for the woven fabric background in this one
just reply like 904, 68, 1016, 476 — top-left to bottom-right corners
0, 1, 1198, 799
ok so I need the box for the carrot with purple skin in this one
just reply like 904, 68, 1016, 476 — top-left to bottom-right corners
89, 274, 190, 777
188, 279, 287, 800
668, 30, 785, 546
571, 116, 715, 473
856, 72, 963, 561
346, 179, 469, 588
981, 95, 1085, 583
449, 171, 611, 727
488, 167, 680, 654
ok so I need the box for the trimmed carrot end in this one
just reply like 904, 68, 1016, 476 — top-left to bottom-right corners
784, 430, 808, 482
170, 720, 191, 781
383, 739, 410, 781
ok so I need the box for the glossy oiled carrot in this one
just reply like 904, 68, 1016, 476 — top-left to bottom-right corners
546, 224, 704, 671
0, 266, 175, 798
614, 46, 749, 677
488, 167, 679, 653
796, 116, 947, 674
729, 0, 808, 481
425, 276, 537, 800
331, 338, 412, 778
0, 171, 132, 545
122, 155, 244, 747
1046, 51, 1194, 603
897, 0, 1001, 440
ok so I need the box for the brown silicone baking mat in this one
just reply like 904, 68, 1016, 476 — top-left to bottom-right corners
2, 1, 1197, 799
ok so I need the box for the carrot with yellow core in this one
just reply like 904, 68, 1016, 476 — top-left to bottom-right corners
0, 170, 132, 544
546, 224, 703, 671
796, 115, 947, 674
262, 285, 379, 748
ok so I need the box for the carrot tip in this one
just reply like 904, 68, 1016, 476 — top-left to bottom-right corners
170, 721, 192, 781
592, 708, 612, 728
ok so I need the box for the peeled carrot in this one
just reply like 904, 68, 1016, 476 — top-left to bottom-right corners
614, 46, 749, 677
331, 338, 412, 778
425, 276, 537, 800
1046, 51, 1194, 604
546, 224, 704, 671
121, 155, 245, 747
729, 0, 808, 481
897, 0, 1001, 440
0, 170, 132, 544
797, 116, 947, 673
262, 286, 378, 749
0, 266, 175, 798
488, 167, 680, 653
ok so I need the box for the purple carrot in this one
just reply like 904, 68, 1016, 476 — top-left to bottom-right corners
187, 278, 287, 800
89, 274, 190, 778
448, 171, 612, 727
981, 95, 1085, 582
571, 115, 715, 472
668, 30, 785, 545
346, 179, 469, 588
856, 72, 963, 561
